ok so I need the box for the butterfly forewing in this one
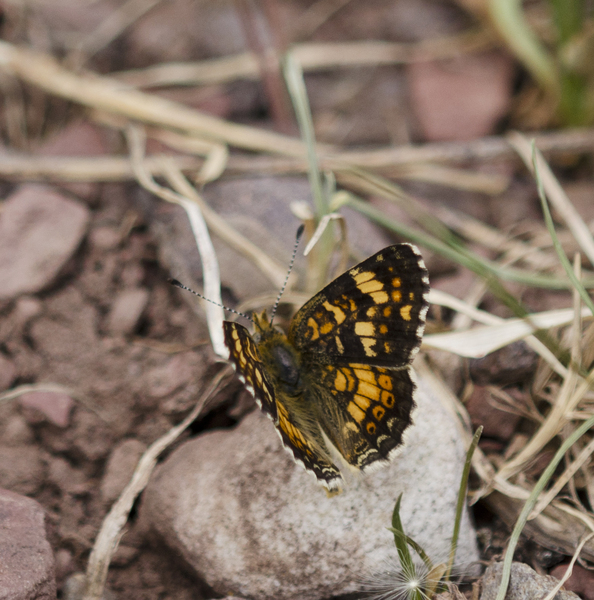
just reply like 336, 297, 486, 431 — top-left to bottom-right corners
222, 321, 278, 422
288, 244, 429, 367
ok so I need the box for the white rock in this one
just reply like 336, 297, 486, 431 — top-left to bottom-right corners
140, 369, 479, 600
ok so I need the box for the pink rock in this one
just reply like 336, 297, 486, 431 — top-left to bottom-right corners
100, 439, 147, 505
407, 51, 513, 141
146, 354, 195, 399
20, 391, 74, 427
37, 121, 110, 199
0, 488, 56, 600
105, 288, 150, 336
0, 353, 17, 391
0, 184, 90, 300
0, 446, 46, 497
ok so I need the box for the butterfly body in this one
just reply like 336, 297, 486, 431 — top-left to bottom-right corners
223, 244, 430, 493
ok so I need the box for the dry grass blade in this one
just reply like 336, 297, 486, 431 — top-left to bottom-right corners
423, 306, 593, 358
82, 367, 231, 600
0, 40, 309, 157
541, 532, 594, 600
509, 131, 594, 267
70, 0, 163, 66
126, 125, 226, 356
113, 33, 492, 87
530, 435, 594, 520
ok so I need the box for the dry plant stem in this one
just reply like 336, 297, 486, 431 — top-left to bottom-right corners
0, 41, 309, 157
159, 157, 288, 288
530, 435, 594, 519
495, 415, 594, 600
541, 533, 594, 600
234, 0, 293, 133
82, 366, 232, 600
69, 0, 162, 67
126, 125, 227, 356
114, 33, 492, 87
0, 382, 106, 421
509, 132, 594, 266
426, 289, 571, 377
2, 129, 594, 183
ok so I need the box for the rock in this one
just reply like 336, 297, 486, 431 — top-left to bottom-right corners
105, 287, 150, 336
0, 353, 17, 391
100, 439, 147, 505
406, 51, 513, 141
0, 184, 90, 300
140, 369, 479, 600
0, 446, 46, 496
480, 562, 579, 600
2, 416, 35, 446
550, 563, 594, 600
37, 120, 110, 199
20, 391, 74, 427
465, 386, 521, 442
145, 354, 196, 399
0, 488, 56, 600
469, 341, 537, 386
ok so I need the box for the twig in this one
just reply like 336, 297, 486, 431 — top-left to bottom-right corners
82, 366, 232, 600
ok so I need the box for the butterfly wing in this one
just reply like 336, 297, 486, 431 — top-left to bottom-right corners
223, 321, 278, 422
289, 244, 429, 471
289, 244, 429, 367
308, 362, 416, 470
223, 321, 343, 491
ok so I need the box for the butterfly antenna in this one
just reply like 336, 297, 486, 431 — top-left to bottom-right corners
270, 224, 305, 324
168, 279, 254, 324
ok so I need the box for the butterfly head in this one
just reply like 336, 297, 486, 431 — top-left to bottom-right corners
252, 310, 273, 335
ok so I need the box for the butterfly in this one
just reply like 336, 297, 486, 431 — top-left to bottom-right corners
223, 243, 429, 493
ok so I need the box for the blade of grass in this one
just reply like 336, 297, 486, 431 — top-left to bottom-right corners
495, 413, 594, 600
488, 0, 558, 95
284, 51, 335, 292
532, 141, 594, 316
391, 495, 415, 574
445, 426, 483, 582
334, 190, 594, 291
509, 131, 594, 267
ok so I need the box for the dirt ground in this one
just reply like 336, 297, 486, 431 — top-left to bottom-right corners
1, 1, 594, 599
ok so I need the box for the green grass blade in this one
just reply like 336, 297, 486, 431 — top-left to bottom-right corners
495, 414, 594, 600
532, 142, 594, 317
445, 426, 483, 582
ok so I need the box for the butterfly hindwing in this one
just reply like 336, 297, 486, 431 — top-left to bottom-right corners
310, 362, 416, 471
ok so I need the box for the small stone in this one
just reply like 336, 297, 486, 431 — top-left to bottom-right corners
100, 439, 147, 505
20, 391, 74, 427
106, 288, 150, 336
0, 353, 17, 391
89, 226, 121, 250
480, 562, 579, 599
0, 184, 90, 300
2, 415, 35, 446
465, 386, 521, 442
0, 488, 56, 600
146, 354, 194, 399
0, 446, 46, 495
47, 457, 89, 495
550, 563, 594, 600
469, 341, 537, 386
